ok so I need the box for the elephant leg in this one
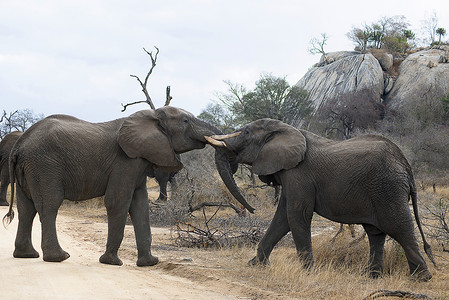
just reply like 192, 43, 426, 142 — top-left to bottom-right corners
249, 191, 290, 266
155, 169, 169, 202
99, 190, 131, 266
285, 189, 314, 269
13, 186, 39, 258
287, 212, 314, 268
362, 224, 386, 278
0, 170, 9, 206
129, 186, 158, 266
384, 221, 432, 281
157, 183, 168, 202
35, 193, 69, 262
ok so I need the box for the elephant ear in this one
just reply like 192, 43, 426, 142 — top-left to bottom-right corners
118, 110, 183, 172
252, 124, 306, 176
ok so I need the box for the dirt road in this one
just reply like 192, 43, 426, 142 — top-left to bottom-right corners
0, 206, 244, 300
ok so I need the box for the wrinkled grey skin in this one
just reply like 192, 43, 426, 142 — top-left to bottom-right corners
208, 118, 433, 281
0, 131, 22, 206
148, 168, 177, 202
4, 106, 252, 266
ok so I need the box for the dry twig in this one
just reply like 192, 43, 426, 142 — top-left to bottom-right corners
422, 198, 449, 252
173, 206, 263, 249
363, 289, 433, 299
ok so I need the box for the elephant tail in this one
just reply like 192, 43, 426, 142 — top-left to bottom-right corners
410, 185, 436, 267
2, 152, 16, 228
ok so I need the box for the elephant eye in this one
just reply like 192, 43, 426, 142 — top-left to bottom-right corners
244, 129, 249, 134
183, 119, 188, 123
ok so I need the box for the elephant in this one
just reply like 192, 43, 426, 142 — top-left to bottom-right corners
3, 106, 254, 266
148, 168, 177, 202
0, 131, 22, 206
205, 118, 434, 281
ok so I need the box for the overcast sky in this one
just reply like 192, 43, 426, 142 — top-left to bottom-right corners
1, 0, 448, 122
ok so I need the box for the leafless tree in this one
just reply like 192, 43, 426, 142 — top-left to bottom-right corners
0, 109, 44, 138
420, 11, 439, 45
121, 47, 172, 112
308, 33, 329, 55
316, 90, 384, 140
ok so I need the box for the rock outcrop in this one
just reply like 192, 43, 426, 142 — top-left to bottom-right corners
384, 45, 449, 110
295, 51, 385, 111
295, 45, 449, 114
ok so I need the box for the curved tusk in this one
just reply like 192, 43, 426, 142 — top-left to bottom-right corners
204, 136, 227, 147
210, 131, 241, 141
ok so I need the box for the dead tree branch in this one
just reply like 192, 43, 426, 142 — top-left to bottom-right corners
422, 198, 449, 252
121, 46, 160, 111
189, 201, 244, 215
173, 218, 263, 249
165, 86, 173, 106
363, 289, 433, 299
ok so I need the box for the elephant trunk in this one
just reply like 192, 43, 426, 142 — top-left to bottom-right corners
214, 148, 255, 214
195, 120, 254, 213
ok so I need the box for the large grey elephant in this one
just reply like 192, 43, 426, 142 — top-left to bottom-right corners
0, 131, 22, 206
3, 106, 254, 266
206, 118, 434, 281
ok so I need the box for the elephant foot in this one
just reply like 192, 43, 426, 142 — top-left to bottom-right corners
0, 200, 9, 206
156, 195, 167, 202
99, 252, 123, 266
43, 250, 70, 262
411, 268, 432, 282
136, 254, 159, 267
367, 269, 383, 279
248, 256, 269, 266
13, 247, 40, 259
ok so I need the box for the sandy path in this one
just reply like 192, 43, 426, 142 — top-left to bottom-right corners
0, 207, 242, 300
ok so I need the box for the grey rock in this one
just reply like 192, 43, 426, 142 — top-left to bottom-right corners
385, 46, 449, 110
296, 51, 384, 111
378, 52, 393, 72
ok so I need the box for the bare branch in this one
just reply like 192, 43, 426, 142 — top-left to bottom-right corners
121, 100, 149, 112
164, 86, 173, 106
143, 46, 159, 89
122, 46, 160, 111
363, 289, 433, 300
308, 33, 329, 55
189, 201, 244, 215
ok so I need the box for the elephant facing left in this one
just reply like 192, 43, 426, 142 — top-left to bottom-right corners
3, 106, 254, 267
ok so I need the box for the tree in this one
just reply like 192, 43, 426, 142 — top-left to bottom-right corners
346, 25, 371, 51
197, 103, 236, 133
0, 109, 44, 138
205, 74, 313, 129
436, 27, 447, 44
378, 93, 449, 171
420, 11, 439, 45
347, 16, 415, 53
308, 33, 329, 55
121, 47, 172, 112
315, 89, 384, 139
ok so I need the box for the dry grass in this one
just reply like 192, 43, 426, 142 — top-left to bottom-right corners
202, 228, 449, 299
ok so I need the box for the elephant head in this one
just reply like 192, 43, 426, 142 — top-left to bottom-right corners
118, 106, 255, 213
206, 118, 306, 176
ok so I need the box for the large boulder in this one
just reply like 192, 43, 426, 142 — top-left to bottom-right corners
378, 52, 393, 73
385, 45, 449, 110
296, 51, 385, 111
